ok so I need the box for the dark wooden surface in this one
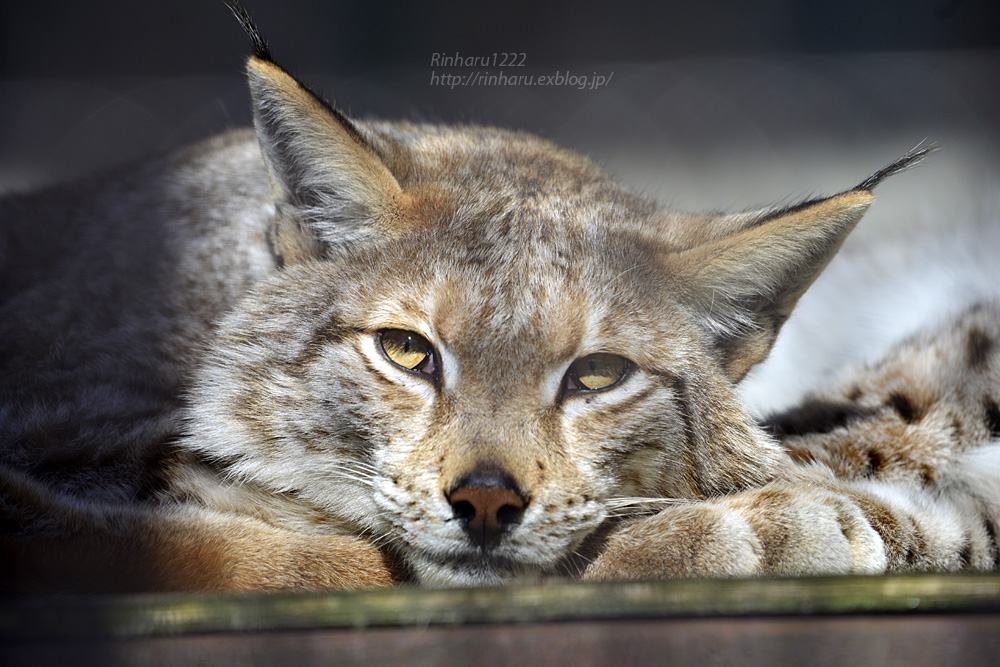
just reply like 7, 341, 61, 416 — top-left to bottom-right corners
6, 615, 1000, 667
3, 574, 1000, 666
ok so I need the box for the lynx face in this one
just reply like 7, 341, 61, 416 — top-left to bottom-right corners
180, 132, 762, 585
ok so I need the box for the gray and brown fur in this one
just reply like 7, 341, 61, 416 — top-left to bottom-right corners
1, 4, 992, 591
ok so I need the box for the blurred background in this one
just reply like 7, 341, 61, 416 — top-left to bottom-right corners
1, 0, 999, 409
2, 0, 997, 198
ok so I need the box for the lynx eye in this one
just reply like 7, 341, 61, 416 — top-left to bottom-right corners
564, 353, 630, 392
378, 329, 437, 375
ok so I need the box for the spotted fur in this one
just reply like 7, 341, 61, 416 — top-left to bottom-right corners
1, 7, 994, 592
588, 302, 1000, 581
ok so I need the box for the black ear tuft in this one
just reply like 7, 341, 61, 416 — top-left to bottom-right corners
226, 1, 272, 62
854, 143, 938, 192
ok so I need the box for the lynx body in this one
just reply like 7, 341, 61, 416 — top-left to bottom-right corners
2, 7, 998, 591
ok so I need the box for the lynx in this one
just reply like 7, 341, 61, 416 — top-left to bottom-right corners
2, 5, 998, 592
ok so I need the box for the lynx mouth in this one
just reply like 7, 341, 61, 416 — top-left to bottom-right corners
407, 548, 541, 587
398, 520, 602, 587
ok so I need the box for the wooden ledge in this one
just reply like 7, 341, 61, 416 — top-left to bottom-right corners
3, 573, 1000, 641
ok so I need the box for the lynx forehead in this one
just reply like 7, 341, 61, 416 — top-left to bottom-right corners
1, 2, 996, 593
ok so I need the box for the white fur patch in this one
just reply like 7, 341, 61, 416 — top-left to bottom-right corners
741, 220, 1000, 415
941, 441, 1000, 508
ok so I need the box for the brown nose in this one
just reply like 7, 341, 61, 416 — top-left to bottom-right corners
448, 468, 527, 549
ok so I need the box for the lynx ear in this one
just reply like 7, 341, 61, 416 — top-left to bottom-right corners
231, 3, 404, 263
667, 147, 933, 382
246, 57, 405, 262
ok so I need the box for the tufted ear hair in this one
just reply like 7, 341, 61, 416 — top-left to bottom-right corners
665, 147, 934, 382
230, 2, 406, 264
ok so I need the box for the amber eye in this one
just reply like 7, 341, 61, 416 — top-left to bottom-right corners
564, 353, 630, 392
379, 329, 437, 375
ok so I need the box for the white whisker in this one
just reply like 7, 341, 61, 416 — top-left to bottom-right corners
322, 461, 380, 488
344, 460, 380, 475
604, 496, 692, 516
560, 546, 597, 578
369, 530, 405, 550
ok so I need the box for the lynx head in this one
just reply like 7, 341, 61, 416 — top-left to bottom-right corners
181, 5, 930, 586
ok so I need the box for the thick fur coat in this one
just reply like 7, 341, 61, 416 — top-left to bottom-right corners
2, 5, 996, 591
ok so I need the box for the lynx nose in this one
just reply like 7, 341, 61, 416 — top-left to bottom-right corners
448, 468, 527, 548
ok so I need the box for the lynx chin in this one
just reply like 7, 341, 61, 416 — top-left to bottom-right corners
2, 3, 999, 592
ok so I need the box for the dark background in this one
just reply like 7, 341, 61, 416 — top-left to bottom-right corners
1, 0, 998, 219
2, 0, 998, 77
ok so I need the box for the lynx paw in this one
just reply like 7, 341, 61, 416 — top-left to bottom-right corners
584, 483, 888, 581
584, 504, 764, 580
